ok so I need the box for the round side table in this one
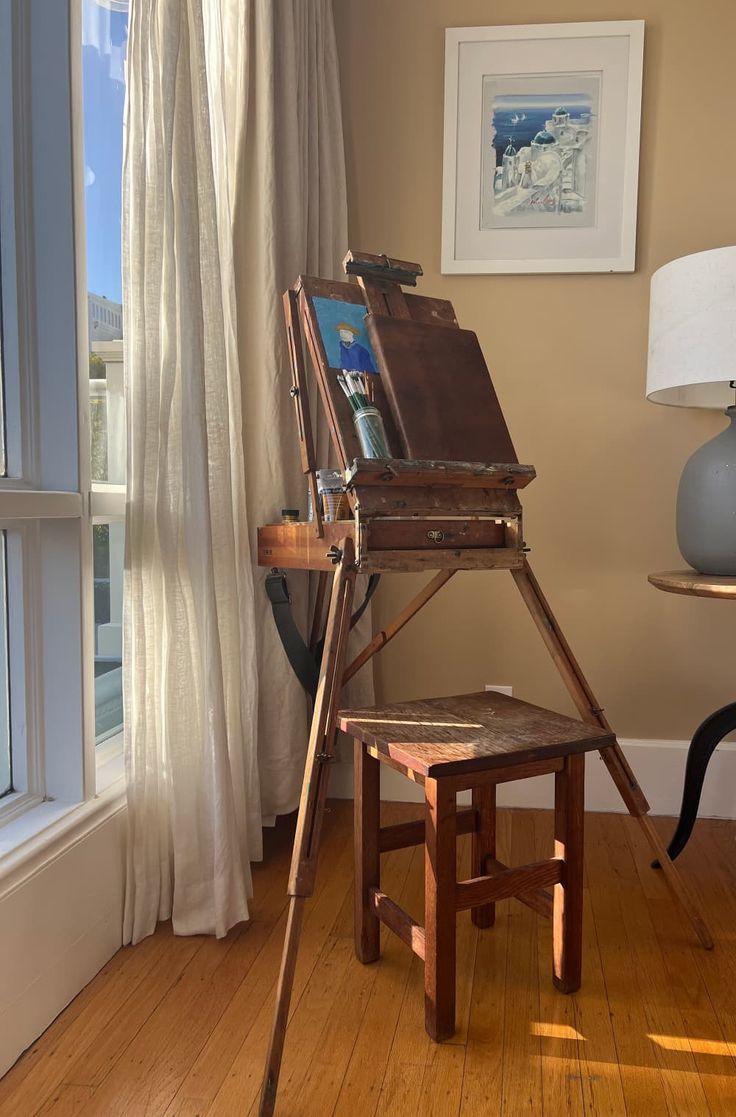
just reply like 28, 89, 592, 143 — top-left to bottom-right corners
649, 570, 736, 861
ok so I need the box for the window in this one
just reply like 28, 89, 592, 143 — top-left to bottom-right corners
0, 534, 9, 798
0, 263, 7, 796
0, 0, 129, 845
93, 522, 123, 742
83, 0, 127, 748
0, 244, 5, 479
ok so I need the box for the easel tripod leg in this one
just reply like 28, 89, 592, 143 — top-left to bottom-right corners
354, 741, 381, 963
598, 745, 713, 949
309, 570, 330, 652
261, 896, 306, 1115
259, 541, 357, 1117
511, 561, 713, 950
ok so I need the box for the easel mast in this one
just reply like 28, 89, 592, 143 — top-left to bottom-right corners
259, 251, 712, 1117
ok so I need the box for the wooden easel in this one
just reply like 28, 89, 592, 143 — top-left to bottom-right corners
258, 251, 713, 1117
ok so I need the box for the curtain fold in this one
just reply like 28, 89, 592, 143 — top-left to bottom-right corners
233, 0, 373, 822
123, 0, 259, 943
122, 0, 368, 944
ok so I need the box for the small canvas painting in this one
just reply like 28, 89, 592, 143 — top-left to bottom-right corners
312, 296, 378, 373
481, 73, 600, 229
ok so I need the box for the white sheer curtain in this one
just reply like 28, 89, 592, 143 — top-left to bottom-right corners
122, 0, 364, 943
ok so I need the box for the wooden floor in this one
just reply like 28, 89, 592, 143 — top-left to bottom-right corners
3, 802, 736, 1116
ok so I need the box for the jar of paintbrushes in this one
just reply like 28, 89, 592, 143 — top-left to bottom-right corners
337, 371, 391, 459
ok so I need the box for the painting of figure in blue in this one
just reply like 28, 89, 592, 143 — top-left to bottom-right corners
480, 73, 600, 230
337, 322, 375, 372
312, 296, 378, 372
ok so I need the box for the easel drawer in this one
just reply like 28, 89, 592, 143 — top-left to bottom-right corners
359, 547, 523, 573
365, 518, 506, 551
258, 521, 356, 570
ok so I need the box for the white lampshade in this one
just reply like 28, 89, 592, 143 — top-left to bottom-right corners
647, 245, 736, 408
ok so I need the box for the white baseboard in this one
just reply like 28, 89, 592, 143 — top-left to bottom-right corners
0, 807, 126, 1077
329, 737, 736, 818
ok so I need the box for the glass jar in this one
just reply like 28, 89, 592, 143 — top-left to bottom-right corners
353, 405, 390, 459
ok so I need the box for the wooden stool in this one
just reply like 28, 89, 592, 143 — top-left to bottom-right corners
339, 690, 615, 1041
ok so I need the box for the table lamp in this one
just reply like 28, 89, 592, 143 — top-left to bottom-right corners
647, 245, 736, 575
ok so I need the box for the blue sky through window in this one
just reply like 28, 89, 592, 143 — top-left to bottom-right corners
82, 0, 128, 305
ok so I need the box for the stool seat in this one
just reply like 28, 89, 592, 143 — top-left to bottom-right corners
339, 690, 613, 778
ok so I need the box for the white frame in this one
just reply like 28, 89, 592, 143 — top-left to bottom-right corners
442, 21, 645, 274
0, 0, 126, 851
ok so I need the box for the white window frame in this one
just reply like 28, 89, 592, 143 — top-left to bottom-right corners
0, 0, 126, 860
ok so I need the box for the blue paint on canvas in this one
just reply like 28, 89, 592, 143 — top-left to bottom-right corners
313, 296, 378, 373
490, 93, 593, 167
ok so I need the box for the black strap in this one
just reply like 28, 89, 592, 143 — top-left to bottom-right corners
265, 571, 320, 697
265, 569, 380, 699
314, 571, 379, 662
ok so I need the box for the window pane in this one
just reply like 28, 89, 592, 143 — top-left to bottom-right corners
0, 533, 10, 795
83, 1, 128, 746
82, 0, 127, 487
93, 523, 123, 743
0, 252, 5, 478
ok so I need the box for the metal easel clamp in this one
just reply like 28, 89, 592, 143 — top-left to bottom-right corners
343, 248, 423, 287
266, 568, 290, 605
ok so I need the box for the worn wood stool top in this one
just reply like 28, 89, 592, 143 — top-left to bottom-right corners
338, 690, 614, 778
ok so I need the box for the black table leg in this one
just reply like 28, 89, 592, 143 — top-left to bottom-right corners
652, 701, 736, 867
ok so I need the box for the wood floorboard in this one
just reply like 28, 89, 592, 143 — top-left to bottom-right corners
499, 810, 543, 1116
531, 810, 585, 1117
332, 840, 423, 1117
459, 809, 511, 1116
3, 803, 736, 1117
600, 815, 710, 1117
586, 812, 672, 1117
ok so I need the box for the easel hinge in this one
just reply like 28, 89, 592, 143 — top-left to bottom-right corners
316, 752, 336, 764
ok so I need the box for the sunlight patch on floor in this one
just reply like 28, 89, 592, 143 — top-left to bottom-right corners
649, 1034, 736, 1057
531, 1022, 586, 1041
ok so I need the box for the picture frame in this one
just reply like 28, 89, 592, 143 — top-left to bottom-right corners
441, 21, 645, 274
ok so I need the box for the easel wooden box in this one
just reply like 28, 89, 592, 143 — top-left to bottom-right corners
256, 250, 713, 1117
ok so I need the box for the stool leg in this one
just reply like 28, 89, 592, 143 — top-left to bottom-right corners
354, 740, 381, 964
425, 777, 456, 1041
471, 784, 496, 928
553, 753, 584, 994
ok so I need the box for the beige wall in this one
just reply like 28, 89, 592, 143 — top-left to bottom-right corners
333, 0, 736, 740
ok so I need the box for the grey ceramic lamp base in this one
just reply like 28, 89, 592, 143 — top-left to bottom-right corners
677, 406, 736, 575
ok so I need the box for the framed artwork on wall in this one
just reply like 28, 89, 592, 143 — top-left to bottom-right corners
441, 21, 645, 274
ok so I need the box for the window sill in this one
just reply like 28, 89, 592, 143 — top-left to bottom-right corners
0, 777, 126, 900
96, 732, 124, 793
